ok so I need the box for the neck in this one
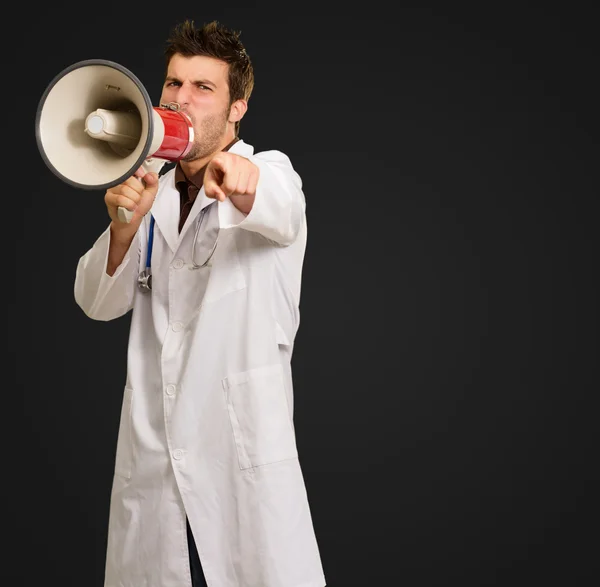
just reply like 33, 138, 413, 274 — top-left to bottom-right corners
181, 129, 237, 177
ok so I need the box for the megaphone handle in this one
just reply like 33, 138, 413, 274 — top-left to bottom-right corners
117, 206, 135, 223
117, 157, 167, 223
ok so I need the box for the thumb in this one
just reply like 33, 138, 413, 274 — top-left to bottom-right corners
141, 171, 159, 192
134, 167, 159, 191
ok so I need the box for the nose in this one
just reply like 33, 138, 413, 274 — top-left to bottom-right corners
172, 82, 193, 109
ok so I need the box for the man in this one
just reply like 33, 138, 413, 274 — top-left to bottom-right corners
74, 19, 326, 587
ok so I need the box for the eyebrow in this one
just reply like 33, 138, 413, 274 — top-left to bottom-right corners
165, 76, 217, 88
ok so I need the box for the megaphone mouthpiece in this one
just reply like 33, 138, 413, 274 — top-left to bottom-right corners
85, 108, 142, 150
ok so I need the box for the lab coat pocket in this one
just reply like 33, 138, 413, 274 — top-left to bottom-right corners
222, 363, 298, 470
114, 386, 134, 479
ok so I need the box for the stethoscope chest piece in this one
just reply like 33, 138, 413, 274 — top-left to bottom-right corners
138, 268, 152, 292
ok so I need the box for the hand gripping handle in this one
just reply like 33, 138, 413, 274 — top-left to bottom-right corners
117, 158, 167, 223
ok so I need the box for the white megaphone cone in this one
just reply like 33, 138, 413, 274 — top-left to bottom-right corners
35, 59, 194, 223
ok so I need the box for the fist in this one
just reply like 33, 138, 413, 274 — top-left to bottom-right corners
104, 167, 160, 227
204, 152, 259, 207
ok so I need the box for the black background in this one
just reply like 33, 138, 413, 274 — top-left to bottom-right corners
10, 2, 598, 586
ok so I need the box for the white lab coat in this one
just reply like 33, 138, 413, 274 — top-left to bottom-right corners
74, 140, 326, 587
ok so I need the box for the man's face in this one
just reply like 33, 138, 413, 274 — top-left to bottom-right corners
160, 54, 233, 162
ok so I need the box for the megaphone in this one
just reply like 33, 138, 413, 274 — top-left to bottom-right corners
35, 59, 194, 223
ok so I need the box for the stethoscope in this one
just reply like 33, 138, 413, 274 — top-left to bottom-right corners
137, 205, 218, 293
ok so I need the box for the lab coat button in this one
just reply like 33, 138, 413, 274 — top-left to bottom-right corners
166, 384, 176, 396
173, 258, 184, 269
173, 449, 183, 460
171, 321, 184, 332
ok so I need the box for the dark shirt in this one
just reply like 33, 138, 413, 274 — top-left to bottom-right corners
174, 137, 240, 233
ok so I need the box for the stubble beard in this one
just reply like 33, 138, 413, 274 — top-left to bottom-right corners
183, 107, 231, 162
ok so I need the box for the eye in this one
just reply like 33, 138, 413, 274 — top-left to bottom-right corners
166, 81, 181, 87
197, 84, 212, 91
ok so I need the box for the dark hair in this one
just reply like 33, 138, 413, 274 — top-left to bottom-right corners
164, 19, 254, 135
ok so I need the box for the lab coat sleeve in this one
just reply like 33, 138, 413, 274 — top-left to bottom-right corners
74, 224, 141, 321
217, 150, 305, 246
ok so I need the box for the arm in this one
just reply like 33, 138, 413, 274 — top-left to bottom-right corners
74, 170, 159, 320
107, 223, 137, 276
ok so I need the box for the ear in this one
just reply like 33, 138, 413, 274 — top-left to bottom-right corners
229, 99, 248, 123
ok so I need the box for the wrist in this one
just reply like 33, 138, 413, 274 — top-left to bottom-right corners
110, 220, 138, 247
